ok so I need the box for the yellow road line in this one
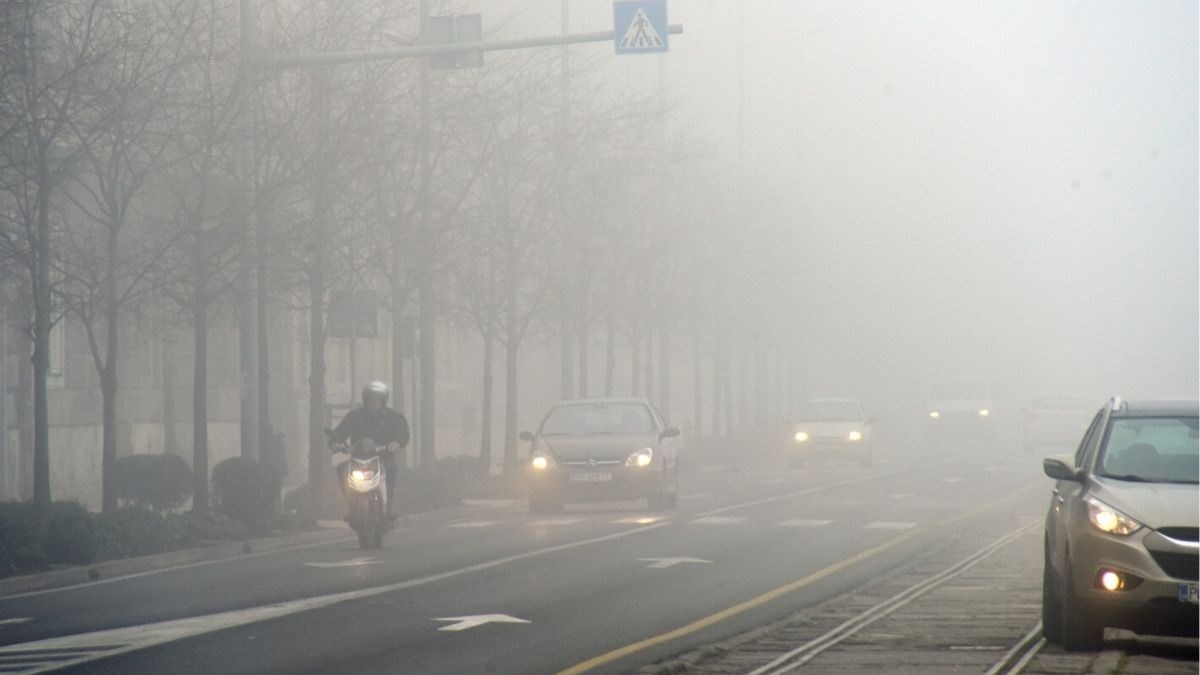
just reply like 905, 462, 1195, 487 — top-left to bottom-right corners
557, 479, 1043, 675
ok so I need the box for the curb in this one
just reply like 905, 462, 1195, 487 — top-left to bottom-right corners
0, 499, 522, 599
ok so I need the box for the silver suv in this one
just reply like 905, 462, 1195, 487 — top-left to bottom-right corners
1042, 398, 1199, 650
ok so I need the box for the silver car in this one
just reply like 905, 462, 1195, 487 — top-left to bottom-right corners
1042, 398, 1199, 650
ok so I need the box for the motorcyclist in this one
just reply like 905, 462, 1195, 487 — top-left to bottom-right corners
329, 380, 409, 515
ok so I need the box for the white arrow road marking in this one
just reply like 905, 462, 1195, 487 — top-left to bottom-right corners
637, 557, 713, 569
689, 516, 747, 525
434, 614, 531, 632
864, 521, 917, 530
446, 521, 502, 528
303, 557, 381, 569
778, 519, 833, 528
0, 618, 31, 626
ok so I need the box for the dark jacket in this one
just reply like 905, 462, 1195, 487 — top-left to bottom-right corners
331, 405, 410, 450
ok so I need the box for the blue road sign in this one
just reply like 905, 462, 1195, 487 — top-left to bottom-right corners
614, 0, 668, 55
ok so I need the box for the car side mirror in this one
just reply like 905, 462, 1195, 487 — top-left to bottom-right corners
519, 430, 534, 442
660, 427, 681, 439
1043, 457, 1081, 482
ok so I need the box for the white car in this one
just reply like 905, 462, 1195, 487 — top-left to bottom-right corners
789, 398, 873, 467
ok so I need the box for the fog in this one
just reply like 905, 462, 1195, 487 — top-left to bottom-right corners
2, 0, 1196, 506
523, 0, 1199, 412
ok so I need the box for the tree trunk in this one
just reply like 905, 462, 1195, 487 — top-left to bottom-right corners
191, 299, 209, 515
644, 324, 654, 403
32, 157, 52, 515
577, 322, 588, 398
630, 317, 641, 397
503, 333, 519, 472
389, 274, 408, 468
163, 335, 178, 455
418, 267, 436, 468
560, 320, 574, 400
604, 313, 615, 396
659, 329, 671, 423
16, 321, 32, 499
692, 331, 703, 436
0, 304, 8, 499
480, 330, 494, 471
100, 306, 119, 513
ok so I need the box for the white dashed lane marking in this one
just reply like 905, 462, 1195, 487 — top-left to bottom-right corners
612, 516, 670, 525
864, 521, 917, 530
530, 517, 585, 526
689, 516, 748, 526
778, 519, 833, 528
446, 521, 502, 528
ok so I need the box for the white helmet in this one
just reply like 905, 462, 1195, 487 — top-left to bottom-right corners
362, 380, 389, 405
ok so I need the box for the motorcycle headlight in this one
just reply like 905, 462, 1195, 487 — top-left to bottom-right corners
794, 431, 809, 443
848, 430, 862, 441
929, 411, 940, 419
1086, 496, 1142, 536
978, 409, 990, 417
626, 447, 653, 468
351, 469, 366, 481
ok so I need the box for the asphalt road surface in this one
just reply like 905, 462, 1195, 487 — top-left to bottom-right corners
0, 440, 1045, 674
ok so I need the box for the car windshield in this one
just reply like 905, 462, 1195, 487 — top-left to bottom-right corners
541, 404, 655, 436
797, 401, 863, 422
1097, 416, 1200, 484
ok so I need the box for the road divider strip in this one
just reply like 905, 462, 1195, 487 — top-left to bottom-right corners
983, 622, 1045, 675
558, 479, 1043, 675
747, 521, 1039, 674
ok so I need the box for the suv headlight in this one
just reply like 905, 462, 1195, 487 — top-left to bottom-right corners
1085, 496, 1142, 536
626, 447, 653, 468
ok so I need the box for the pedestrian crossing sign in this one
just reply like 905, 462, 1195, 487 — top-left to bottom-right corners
614, 0, 668, 55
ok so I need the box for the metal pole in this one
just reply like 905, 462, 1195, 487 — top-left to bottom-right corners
238, 0, 260, 460
267, 25, 685, 69
0, 288, 7, 499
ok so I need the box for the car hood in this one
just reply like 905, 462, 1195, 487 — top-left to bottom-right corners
793, 421, 864, 436
1091, 478, 1200, 529
542, 435, 657, 461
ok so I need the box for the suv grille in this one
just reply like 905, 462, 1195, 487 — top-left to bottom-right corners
1157, 527, 1199, 543
1149, 550, 1199, 580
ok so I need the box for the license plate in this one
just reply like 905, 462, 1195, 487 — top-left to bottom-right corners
1179, 583, 1199, 604
570, 471, 612, 483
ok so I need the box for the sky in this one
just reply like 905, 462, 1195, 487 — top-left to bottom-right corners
483, 0, 1198, 412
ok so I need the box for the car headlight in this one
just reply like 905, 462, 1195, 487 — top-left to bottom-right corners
929, 411, 940, 419
848, 430, 863, 441
530, 453, 552, 471
1085, 496, 1142, 536
626, 447, 653, 467
978, 409, 990, 417
794, 431, 809, 443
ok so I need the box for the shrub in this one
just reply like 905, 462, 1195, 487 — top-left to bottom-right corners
0, 501, 44, 575
211, 457, 280, 533
94, 506, 178, 559
113, 453, 193, 511
45, 501, 96, 564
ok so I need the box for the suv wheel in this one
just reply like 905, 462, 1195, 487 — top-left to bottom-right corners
1041, 544, 1063, 644
1060, 556, 1104, 651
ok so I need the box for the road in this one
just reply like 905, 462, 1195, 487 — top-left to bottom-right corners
0, 441, 1048, 674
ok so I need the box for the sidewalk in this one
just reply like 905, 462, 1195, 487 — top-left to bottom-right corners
0, 498, 520, 598
645, 514, 1197, 674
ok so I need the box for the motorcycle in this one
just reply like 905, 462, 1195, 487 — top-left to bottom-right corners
326, 429, 390, 549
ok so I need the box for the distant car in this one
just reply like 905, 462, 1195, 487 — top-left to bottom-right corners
788, 398, 873, 467
1022, 394, 1095, 453
925, 378, 996, 445
1041, 398, 1199, 651
521, 398, 681, 514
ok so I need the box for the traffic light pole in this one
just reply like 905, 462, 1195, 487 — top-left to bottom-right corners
266, 24, 684, 70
